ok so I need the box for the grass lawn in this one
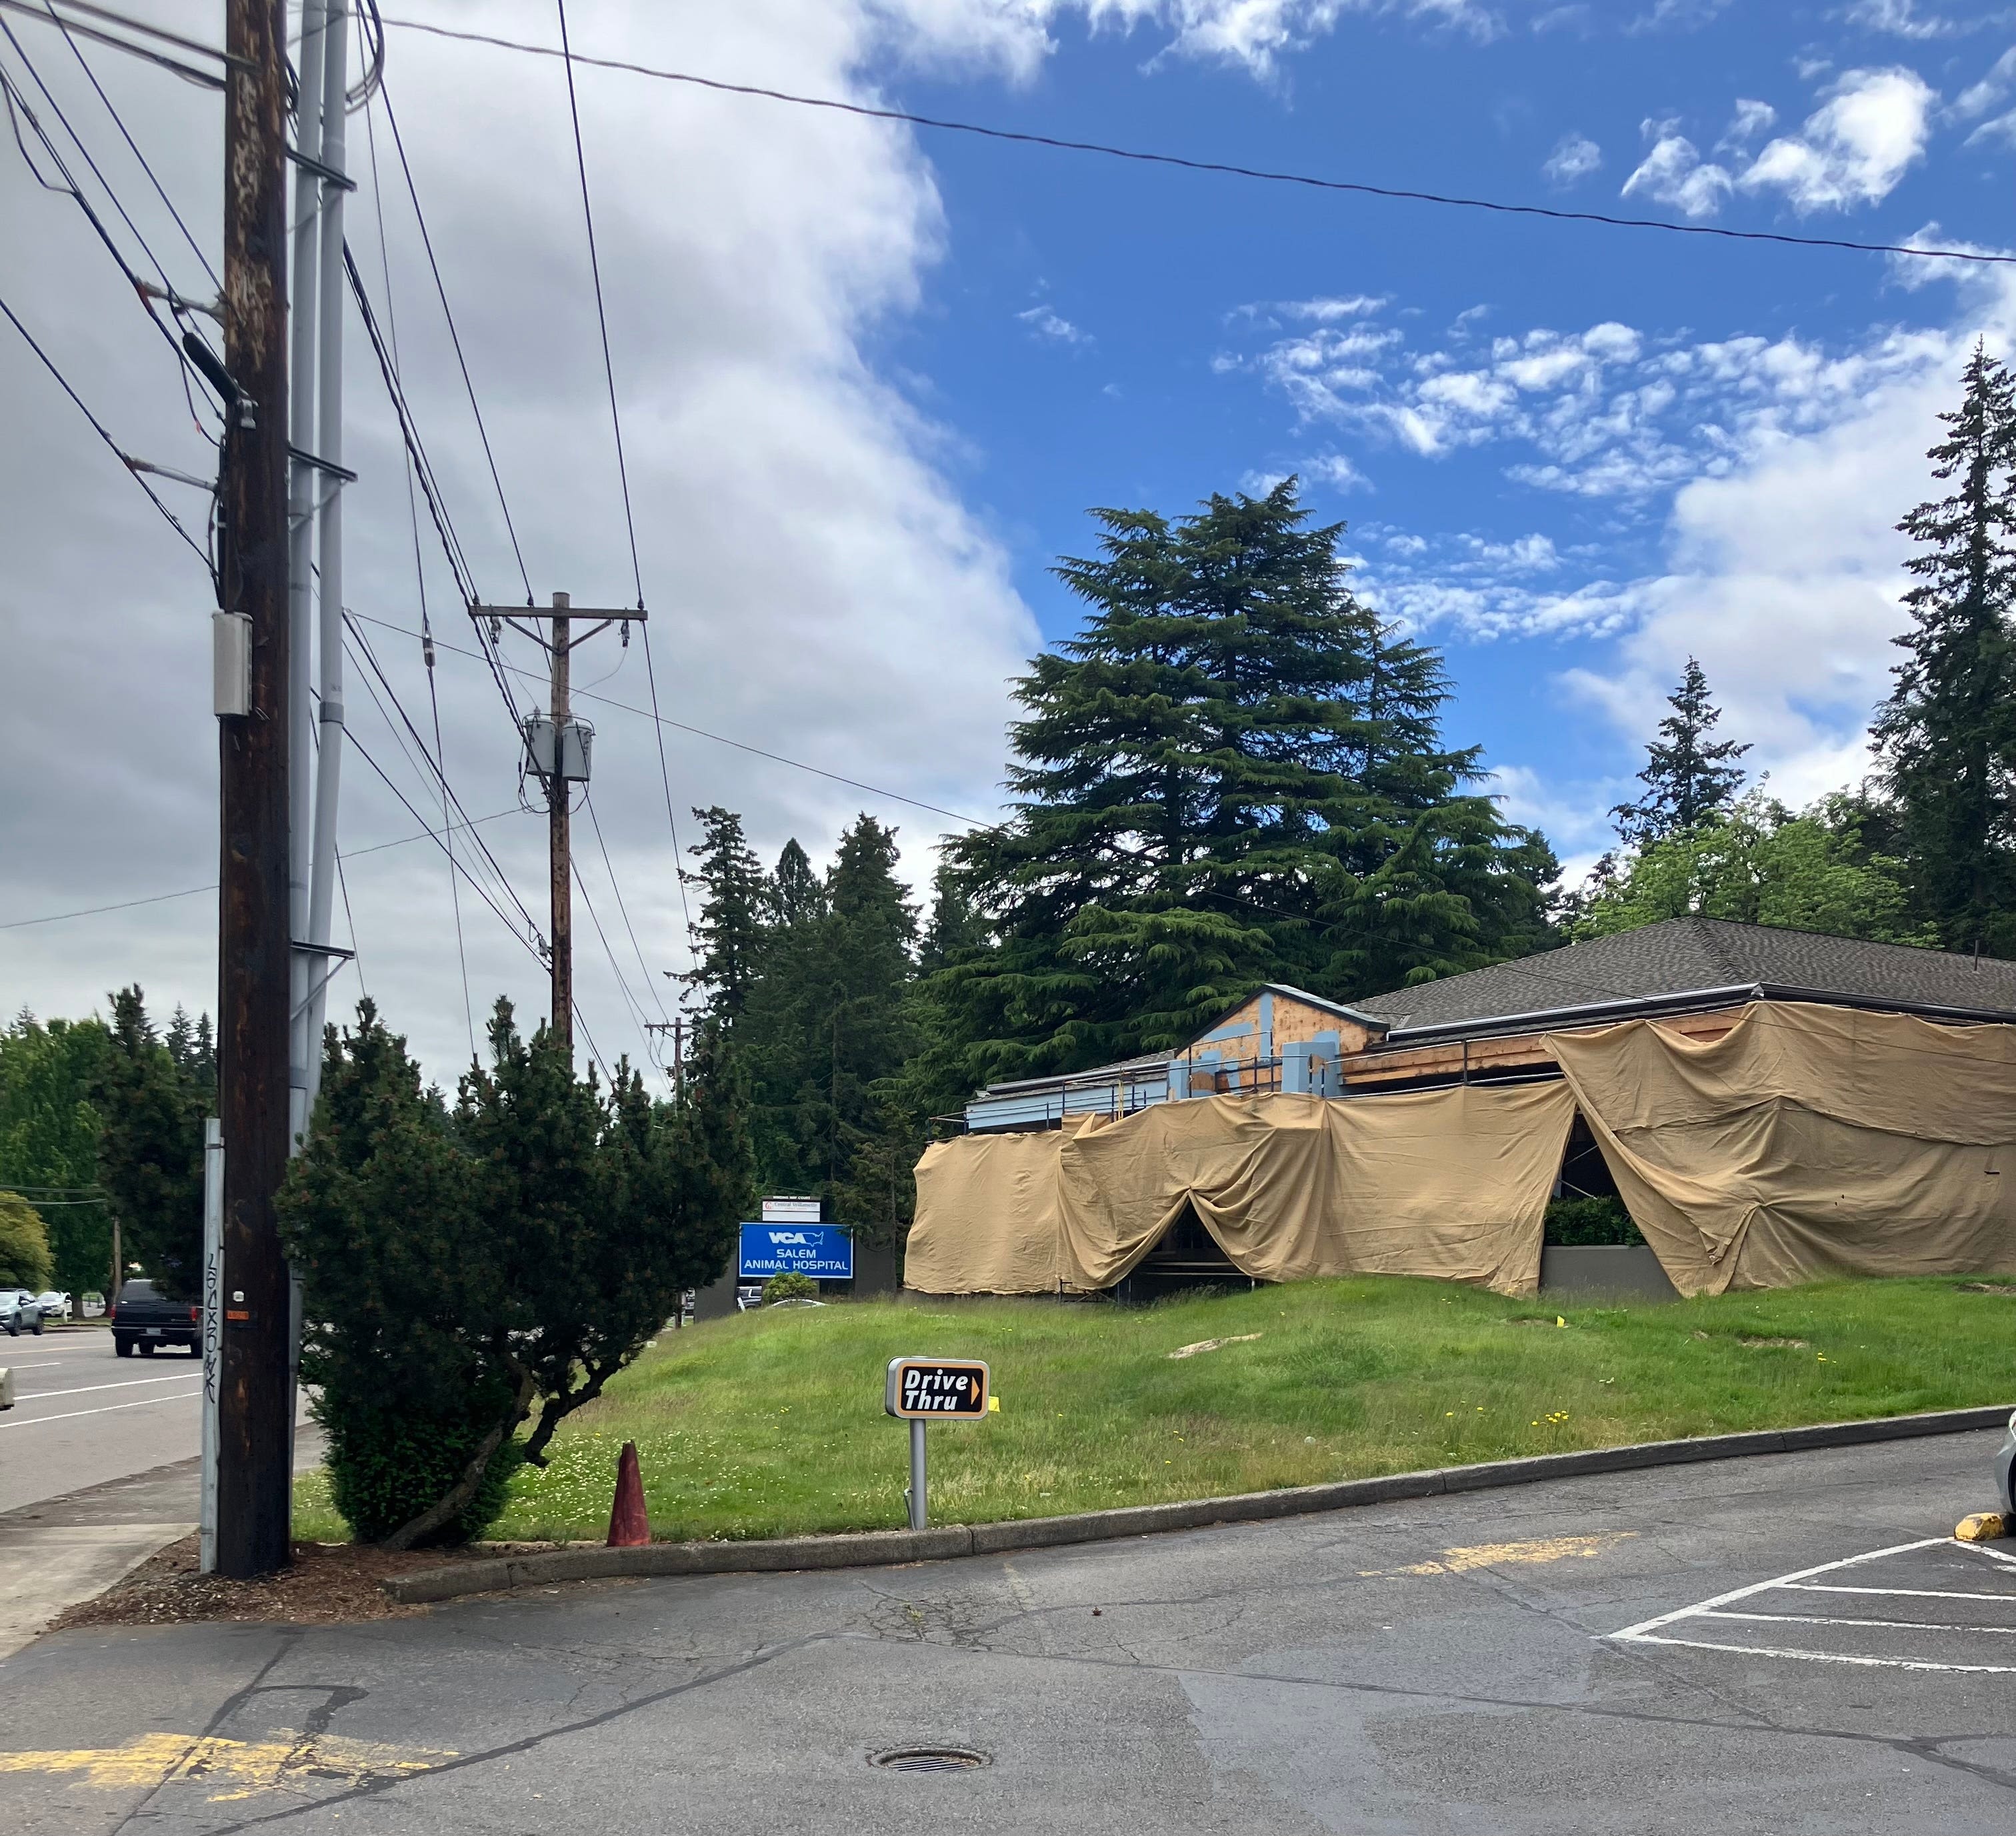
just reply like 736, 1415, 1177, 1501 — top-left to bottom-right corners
291, 1275, 2016, 1545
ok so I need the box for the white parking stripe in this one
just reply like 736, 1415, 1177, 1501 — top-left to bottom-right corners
1702, 1610, 2016, 1635
1619, 1632, 2016, 1675
1781, 1583, 2016, 1602
1610, 1537, 2016, 1674
15, 1373, 207, 1403
0, 1391, 201, 1429
1609, 1539, 1948, 1641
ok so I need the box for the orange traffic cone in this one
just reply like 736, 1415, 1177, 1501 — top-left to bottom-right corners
606, 1439, 650, 1547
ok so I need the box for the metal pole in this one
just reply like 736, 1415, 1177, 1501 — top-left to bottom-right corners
303, 0, 348, 1097
549, 591, 572, 1059
907, 1418, 927, 1529
284, 0, 325, 1155
199, 1119, 223, 1574
217, 0, 293, 1580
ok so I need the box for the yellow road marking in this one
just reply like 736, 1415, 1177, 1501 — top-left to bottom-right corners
0, 1730, 455, 1798
1397, 1531, 1637, 1576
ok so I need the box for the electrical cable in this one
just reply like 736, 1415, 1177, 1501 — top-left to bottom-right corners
38, 0, 217, 287
571, 851, 659, 1069
553, 0, 641, 608
0, 286, 212, 571
641, 623, 696, 949
0, 0, 226, 89
347, 609, 993, 827
373, 73, 534, 602
374, 15, 2014, 270
0, 807, 520, 931
584, 789, 673, 1027
365, 91, 473, 1057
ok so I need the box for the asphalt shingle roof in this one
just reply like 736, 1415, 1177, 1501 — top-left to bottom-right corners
1355, 916, 2016, 1036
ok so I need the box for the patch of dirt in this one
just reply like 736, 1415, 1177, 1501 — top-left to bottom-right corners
47, 1537, 583, 1633
1737, 1335, 1809, 1349
1957, 1282, 2016, 1295
1167, 1333, 1263, 1360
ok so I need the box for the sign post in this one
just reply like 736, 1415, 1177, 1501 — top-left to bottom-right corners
884, 1357, 990, 1530
199, 1119, 224, 1574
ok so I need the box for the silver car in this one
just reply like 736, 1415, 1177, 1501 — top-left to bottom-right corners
0, 1289, 44, 1337
1996, 1410, 2015, 1521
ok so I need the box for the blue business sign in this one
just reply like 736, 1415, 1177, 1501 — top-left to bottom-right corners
739, 1222, 853, 1281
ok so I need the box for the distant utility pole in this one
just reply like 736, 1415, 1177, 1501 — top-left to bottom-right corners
214, 0, 293, 1579
467, 593, 643, 1060
644, 1014, 684, 1096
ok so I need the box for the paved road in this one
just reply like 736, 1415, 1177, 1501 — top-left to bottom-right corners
0, 1329, 315, 1517
0, 1328, 207, 1515
3, 1425, 2012, 1833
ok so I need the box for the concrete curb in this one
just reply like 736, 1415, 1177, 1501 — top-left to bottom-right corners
382, 1402, 2015, 1606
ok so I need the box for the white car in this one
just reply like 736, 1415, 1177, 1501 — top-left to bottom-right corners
35, 1291, 70, 1323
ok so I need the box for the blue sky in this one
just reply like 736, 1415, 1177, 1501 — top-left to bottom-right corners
5, 0, 2015, 1078
866, 0, 2016, 861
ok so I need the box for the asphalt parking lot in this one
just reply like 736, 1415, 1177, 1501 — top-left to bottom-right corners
1, 1425, 2011, 1835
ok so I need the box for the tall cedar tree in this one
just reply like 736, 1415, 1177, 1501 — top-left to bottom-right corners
679, 807, 770, 1023
739, 815, 919, 1201
0, 1011, 112, 1295
1873, 342, 2016, 955
1611, 658, 1750, 846
937, 480, 1556, 1083
93, 987, 206, 1297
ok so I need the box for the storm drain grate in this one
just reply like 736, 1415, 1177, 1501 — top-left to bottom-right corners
869, 1747, 991, 1773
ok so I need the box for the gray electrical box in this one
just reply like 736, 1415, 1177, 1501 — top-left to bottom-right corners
212, 611, 251, 718
522, 715, 593, 784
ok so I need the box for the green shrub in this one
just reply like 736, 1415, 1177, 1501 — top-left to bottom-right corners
1544, 1196, 1644, 1246
317, 1394, 521, 1547
762, 1270, 819, 1303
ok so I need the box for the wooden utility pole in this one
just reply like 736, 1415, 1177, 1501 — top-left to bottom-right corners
467, 594, 643, 1061
215, 0, 293, 1578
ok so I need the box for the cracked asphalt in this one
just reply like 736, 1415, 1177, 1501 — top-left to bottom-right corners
3, 1429, 2011, 1834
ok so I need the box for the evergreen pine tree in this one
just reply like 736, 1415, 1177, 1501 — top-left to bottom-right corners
1611, 658, 1751, 847
679, 807, 771, 1024
769, 839, 826, 927
939, 479, 1555, 1082
93, 987, 205, 1297
1873, 342, 2016, 954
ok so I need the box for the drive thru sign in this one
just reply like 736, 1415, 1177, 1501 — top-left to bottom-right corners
885, 1357, 991, 1529
885, 1357, 989, 1418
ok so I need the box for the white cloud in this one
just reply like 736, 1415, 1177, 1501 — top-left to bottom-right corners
1543, 133, 1603, 184
1561, 283, 2016, 814
1621, 123, 1734, 218
1018, 303, 1089, 343
873, 1, 1502, 80
1, 0, 1043, 1084
1844, 0, 1977, 39
1715, 98, 1777, 153
1740, 67, 1936, 212
1303, 452, 1373, 490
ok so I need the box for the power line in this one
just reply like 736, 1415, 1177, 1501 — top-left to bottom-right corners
552, 0, 642, 608
584, 789, 671, 1026
0, 806, 520, 931
373, 73, 534, 601
375, 15, 2015, 270
347, 608, 994, 827
641, 623, 695, 949
39, 0, 217, 287
0, 287, 212, 571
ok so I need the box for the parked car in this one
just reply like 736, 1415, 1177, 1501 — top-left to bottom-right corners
0, 1289, 43, 1337
108, 1279, 200, 1357
35, 1291, 71, 1323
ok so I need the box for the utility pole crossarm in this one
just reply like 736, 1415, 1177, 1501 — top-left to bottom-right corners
469, 592, 639, 1061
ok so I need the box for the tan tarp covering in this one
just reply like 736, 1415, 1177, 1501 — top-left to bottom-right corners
905, 1083, 1575, 1297
1549, 1001, 2016, 1297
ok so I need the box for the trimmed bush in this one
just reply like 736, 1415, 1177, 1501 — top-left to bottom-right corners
763, 1270, 819, 1304
318, 1393, 522, 1547
1544, 1195, 1645, 1247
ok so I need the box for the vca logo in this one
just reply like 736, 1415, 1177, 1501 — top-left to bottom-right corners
768, 1231, 813, 1245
